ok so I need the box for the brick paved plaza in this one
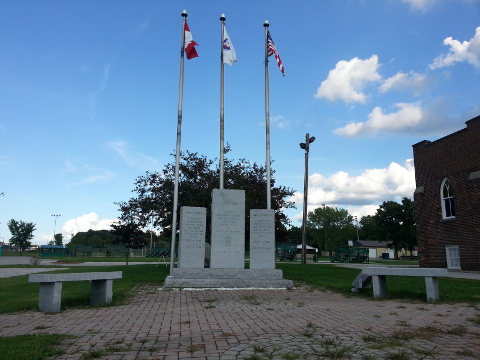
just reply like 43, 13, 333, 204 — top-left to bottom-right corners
1, 284, 479, 359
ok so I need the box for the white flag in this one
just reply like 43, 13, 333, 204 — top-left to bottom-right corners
222, 27, 237, 66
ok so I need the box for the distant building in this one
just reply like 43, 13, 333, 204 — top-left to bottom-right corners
413, 115, 480, 270
353, 240, 392, 258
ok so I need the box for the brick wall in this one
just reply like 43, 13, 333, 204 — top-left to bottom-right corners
413, 115, 480, 270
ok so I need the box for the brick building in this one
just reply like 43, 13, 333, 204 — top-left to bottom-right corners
413, 115, 480, 270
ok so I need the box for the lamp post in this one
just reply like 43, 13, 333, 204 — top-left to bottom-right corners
300, 133, 315, 265
354, 216, 360, 242
51, 215, 61, 243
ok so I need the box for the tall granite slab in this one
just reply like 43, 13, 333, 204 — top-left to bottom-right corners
210, 189, 245, 269
178, 206, 206, 268
250, 209, 275, 269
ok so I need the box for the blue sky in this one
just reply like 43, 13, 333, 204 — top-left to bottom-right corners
1, 0, 479, 245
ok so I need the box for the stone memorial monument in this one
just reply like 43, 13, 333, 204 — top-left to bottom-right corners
178, 206, 206, 269
210, 189, 245, 269
249, 209, 275, 269
164, 189, 293, 288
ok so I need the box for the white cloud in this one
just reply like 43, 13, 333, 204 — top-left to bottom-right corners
290, 159, 415, 218
108, 141, 160, 170
88, 64, 111, 120
35, 233, 55, 246
430, 27, 480, 69
82, 170, 115, 184
334, 102, 423, 137
402, 0, 436, 12
62, 212, 116, 238
270, 115, 291, 129
289, 160, 415, 224
64, 160, 77, 173
333, 100, 479, 138
379, 71, 430, 95
64, 161, 116, 187
134, 18, 152, 36
315, 55, 382, 104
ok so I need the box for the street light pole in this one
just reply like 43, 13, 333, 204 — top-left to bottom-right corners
300, 134, 315, 265
51, 215, 61, 243
354, 216, 360, 242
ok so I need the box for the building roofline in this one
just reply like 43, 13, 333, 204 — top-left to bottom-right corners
413, 114, 480, 149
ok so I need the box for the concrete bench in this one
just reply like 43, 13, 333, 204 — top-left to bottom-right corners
352, 267, 448, 303
29, 271, 122, 312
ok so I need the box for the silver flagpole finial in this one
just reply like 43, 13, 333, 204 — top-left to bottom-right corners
182, 10, 187, 17
220, 14, 226, 21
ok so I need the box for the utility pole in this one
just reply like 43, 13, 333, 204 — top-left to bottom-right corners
299, 134, 315, 265
51, 215, 61, 243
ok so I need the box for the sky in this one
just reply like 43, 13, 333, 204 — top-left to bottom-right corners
1, 0, 479, 246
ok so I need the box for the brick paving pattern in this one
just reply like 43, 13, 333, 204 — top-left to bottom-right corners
1, 286, 480, 359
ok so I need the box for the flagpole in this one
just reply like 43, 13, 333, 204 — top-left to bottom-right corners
219, 14, 226, 190
264, 21, 272, 210
170, 10, 187, 274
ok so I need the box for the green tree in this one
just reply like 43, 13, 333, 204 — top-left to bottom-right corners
54, 233, 63, 246
69, 230, 116, 248
398, 197, 417, 259
284, 225, 315, 248
109, 221, 146, 265
307, 206, 355, 253
374, 197, 416, 259
7, 219, 36, 255
358, 215, 379, 240
115, 148, 296, 246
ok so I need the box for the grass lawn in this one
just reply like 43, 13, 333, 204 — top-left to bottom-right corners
278, 263, 480, 303
0, 264, 170, 313
0, 333, 74, 360
1, 262, 479, 314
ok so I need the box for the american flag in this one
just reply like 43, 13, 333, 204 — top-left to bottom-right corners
267, 31, 284, 76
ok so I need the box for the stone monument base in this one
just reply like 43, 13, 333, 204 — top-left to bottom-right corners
164, 268, 293, 288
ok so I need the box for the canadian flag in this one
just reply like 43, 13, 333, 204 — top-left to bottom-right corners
184, 22, 199, 59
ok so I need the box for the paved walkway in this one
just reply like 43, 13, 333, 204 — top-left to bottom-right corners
1, 285, 479, 359
2, 256, 480, 359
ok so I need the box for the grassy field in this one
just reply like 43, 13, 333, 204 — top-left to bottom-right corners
0, 260, 478, 314
277, 263, 480, 303
0, 264, 169, 313
0, 333, 74, 360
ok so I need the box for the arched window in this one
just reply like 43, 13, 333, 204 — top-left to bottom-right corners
441, 178, 455, 219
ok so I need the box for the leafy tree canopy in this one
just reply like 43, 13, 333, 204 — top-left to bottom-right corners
54, 233, 63, 246
69, 229, 116, 248
373, 197, 416, 259
307, 206, 355, 252
115, 147, 296, 244
109, 222, 146, 249
48, 233, 63, 246
7, 219, 36, 255
358, 215, 378, 240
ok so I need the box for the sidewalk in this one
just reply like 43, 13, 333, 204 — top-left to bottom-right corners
1, 285, 479, 359
1, 256, 480, 359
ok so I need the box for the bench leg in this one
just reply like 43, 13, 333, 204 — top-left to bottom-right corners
90, 279, 113, 306
38, 282, 62, 312
425, 276, 440, 303
371, 275, 388, 299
